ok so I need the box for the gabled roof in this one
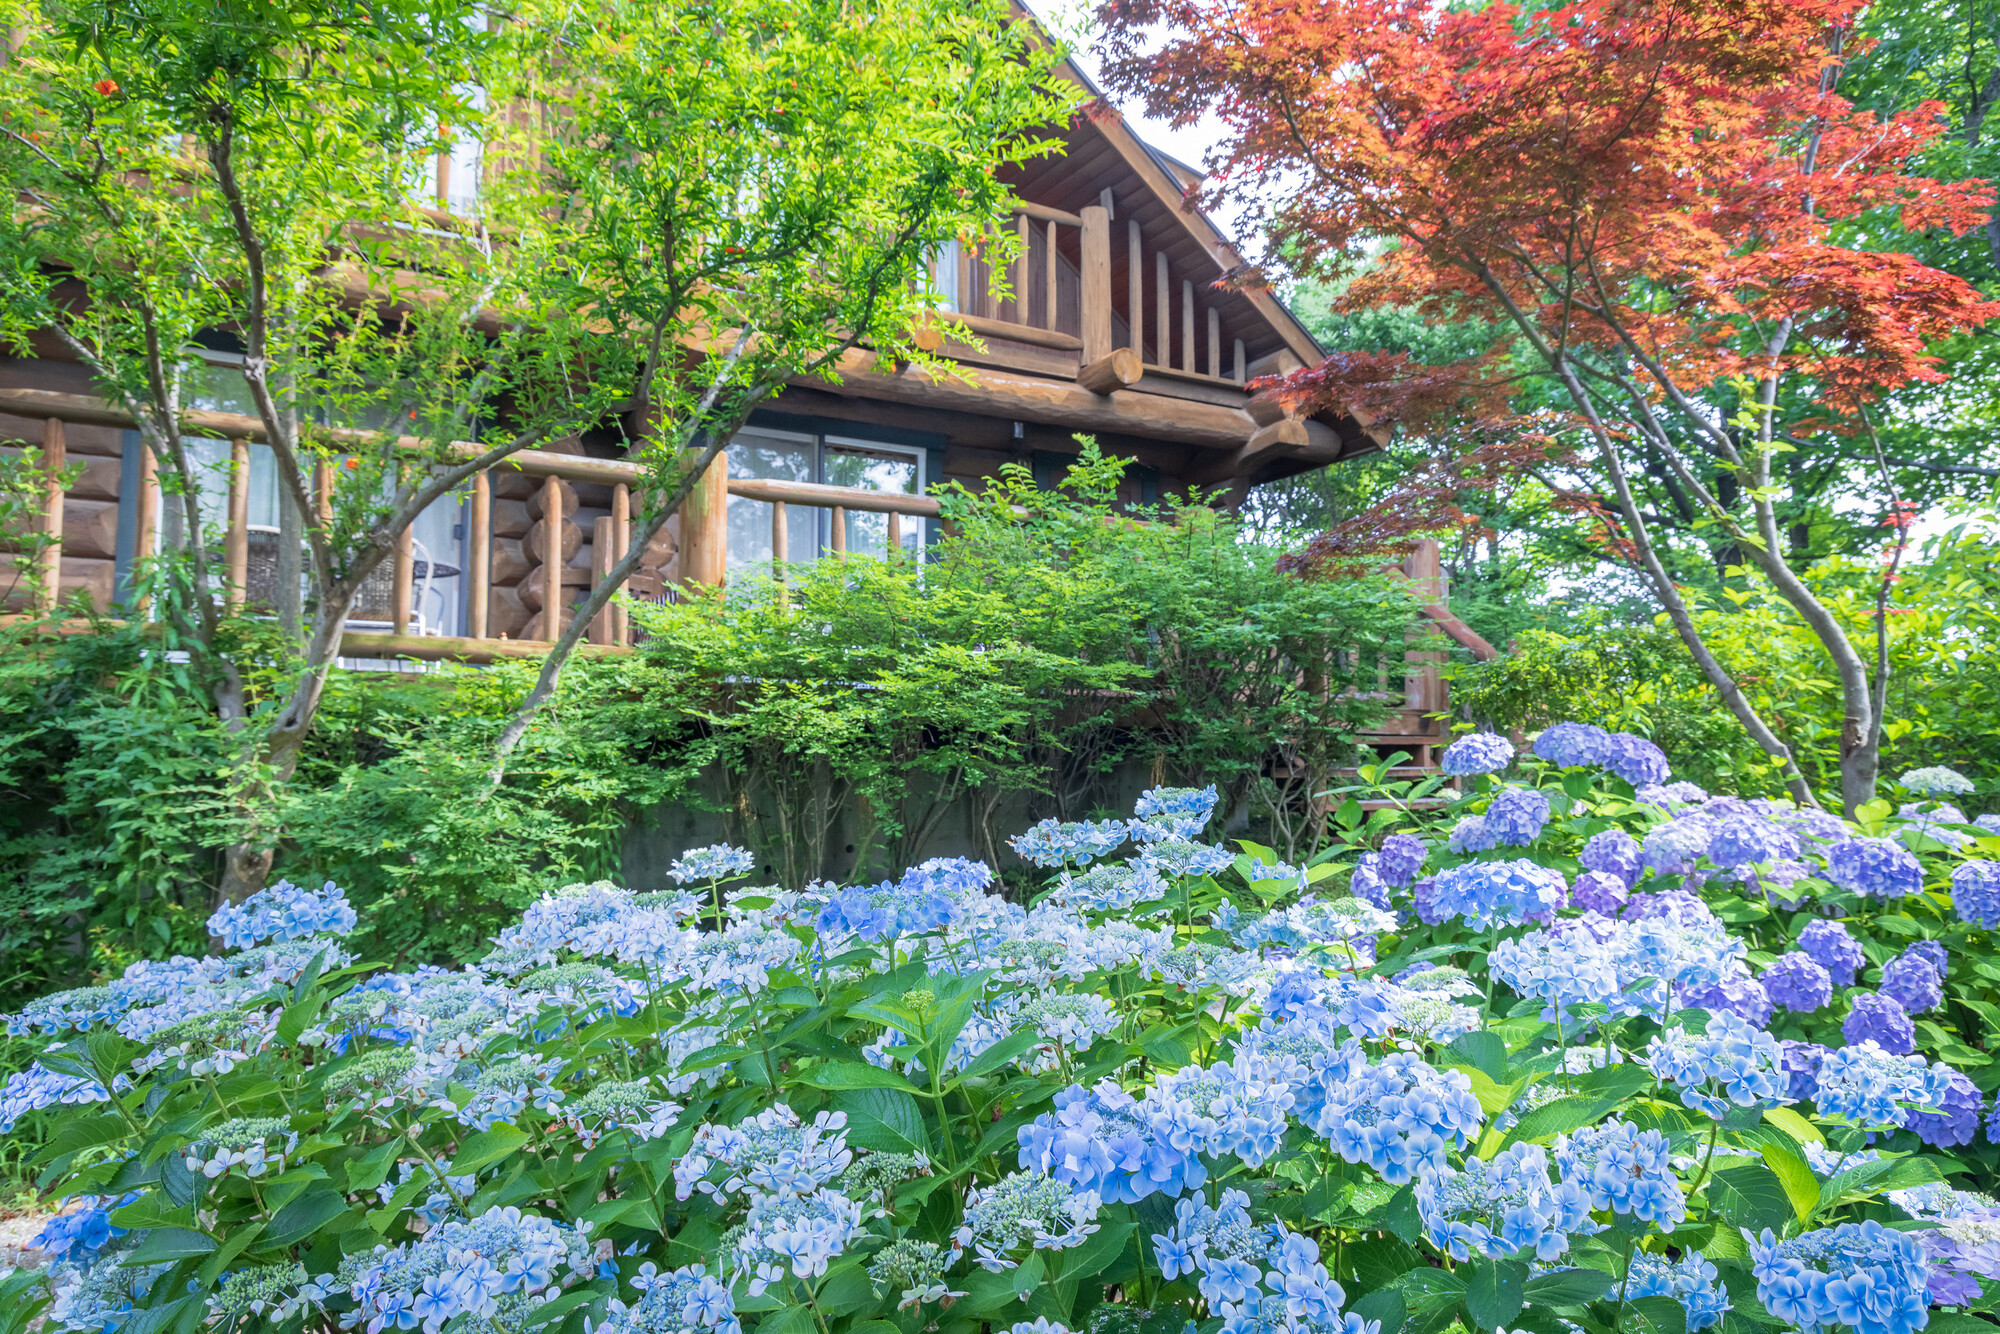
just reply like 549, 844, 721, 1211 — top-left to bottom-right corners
1005, 9, 1327, 373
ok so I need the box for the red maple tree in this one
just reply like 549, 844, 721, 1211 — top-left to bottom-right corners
1097, 0, 1999, 812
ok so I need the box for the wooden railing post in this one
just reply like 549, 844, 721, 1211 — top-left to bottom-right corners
35, 418, 64, 611
392, 507, 414, 635
886, 510, 902, 555
830, 505, 847, 555
1079, 204, 1112, 364
1207, 309, 1221, 380
1012, 216, 1030, 325
469, 470, 491, 638
1044, 221, 1059, 331
540, 474, 565, 638
677, 445, 728, 587
225, 437, 249, 610
611, 482, 630, 644
1181, 280, 1196, 372
1155, 253, 1170, 365
589, 516, 614, 646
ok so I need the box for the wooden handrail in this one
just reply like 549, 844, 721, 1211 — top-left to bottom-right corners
725, 477, 940, 517
937, 311, 1082, 352
1010, 200, 1083, 227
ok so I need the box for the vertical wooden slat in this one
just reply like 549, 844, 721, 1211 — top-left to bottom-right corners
34, 418, 64, 612
1181, 280, 1196, 371
886, 509, 902, 556
588, 516, 613, 646
1155, 252, 1170, 364
469, 470, 491, 638
611, 482, 630, 644
132, 441, 158, 614
957, 237, 973, 318
539, 474, 563, 639
1208, 309, 1222, 379
830, 505, 847, 554
392, 517, 414, 635
1013, 216, 1030, 326
225, 437, 250, 609
1126, 221, 1143, 354
1234, 338, 1247, 383
1044, 221, 1059, 331
313, 458, 333, 527
435, 150, 450, 208
1079, 206, 1112, 364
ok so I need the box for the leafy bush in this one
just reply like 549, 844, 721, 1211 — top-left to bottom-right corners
1452, 517, 2000, 802
5, 723, 2000, 1334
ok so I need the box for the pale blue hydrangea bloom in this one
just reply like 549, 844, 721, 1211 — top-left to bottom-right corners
207, 879, 358, 950
667, 844, 757, 885
1440, 732, 1514, 776
1416, 1142, 1599, 1261
1900, 765, 1975, 797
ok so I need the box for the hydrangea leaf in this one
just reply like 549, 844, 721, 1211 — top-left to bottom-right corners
829, 1086, 927, 1154
1757, 1143, 1821, 1223
1464, 1257, 1528, 1331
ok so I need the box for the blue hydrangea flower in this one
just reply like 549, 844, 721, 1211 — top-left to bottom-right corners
1376, 834, 1426, 887
1842, 993, 1916, 1055
1900, 766, 1974, 797
1950, 860, 2000, 929
1533, 722, 1609, 768
1812, 1041, 1956, 1128
1707, 816, 1800, 869
31, 1195, 132, 1269
1798, 920, 1865, 988
1416, 1143, 1598, 1261
1745, 1221, 1931, 1334
1008, 819, 1129, 869
206, 880, 358, 950
1977, 815, 2000, 837
1484, 786, 1551, 847
1643, 819, 1713, 877
1824, 837, 1923, 900
1879, 950, 1943, 1014
1764, 953, 1833, 1013
1446, 815, 1500, 855
1779, 1040, 1828, 1101
1427, 859, 1566, 929
666, 844, 757, 885
1677, 961, 1772, 1027
1490, 929, 1621, 1029
1624, 1251, 1731, 1331
1310, 1053, 1484, 1183
0, 1062, 115, 1133
1137, 840, 1234, 880
1579, 828, 1643, 888
1440, 733, 1514, 777
1601, 732, 1670, 786
1642, 1010, 1789, 1119
1134, 784, 1219, 822
1903, 1066, 1983, 1149
1017, 1080, 1205, 1205
1553, 1120, 1684, 1227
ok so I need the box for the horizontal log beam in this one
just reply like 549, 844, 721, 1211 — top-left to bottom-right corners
1008, 200, 1083, 227
941, 312, 1081, 352
802, 350, 1276, 451
725, 477, 940, 517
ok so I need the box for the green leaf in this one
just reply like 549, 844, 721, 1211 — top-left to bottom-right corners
447, 1123, 532, 1176
754, 1309, 817, 1334
1351, 1291, 1408, 1334
1053, 1218, 1133, 1282
1383, 1184, 1425, 1244
1445, 1031, 1509, 1083
797, 1061, 923, 1094
1505, 1094, 1619, 1144
126, 1227, 216, 1263
1625, 1295, 1689, 1334
1390, 1266, 1468, 1318
1761, 1106, 1823, 1146
1525, 1268, 1616, 1306
521, 1288, 599, 1329
1708, 1163, 1794, 1234
955, 1027, 1040, 1081
830, 1087, 928, 1154
107, 1195, 193, 1231
1464, 1258, 1526, 1331
1817, 1156, 1900, 1211
1759, 1143, 1820, 1224
264, 1187, 348, 1248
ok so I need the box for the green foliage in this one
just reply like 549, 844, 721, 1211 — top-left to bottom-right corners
1453, 512, 2000, 804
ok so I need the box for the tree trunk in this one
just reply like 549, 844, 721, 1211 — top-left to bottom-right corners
220, 842, 276, 904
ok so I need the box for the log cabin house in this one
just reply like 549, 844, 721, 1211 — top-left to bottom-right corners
0, 44, 1492, 767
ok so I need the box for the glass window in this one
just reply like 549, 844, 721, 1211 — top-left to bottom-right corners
723, 429, 926, 573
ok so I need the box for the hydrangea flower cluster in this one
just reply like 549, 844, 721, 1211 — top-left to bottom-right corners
1900, 766, 1975, 797
1811, 1042, 1956, 1128
1746, 1221, 1932, 1334
1764, 952, 1834, 1013
343, 1208, 597, 1334
667, 844, 757, 884
1483, 786, 1552, 846
1642, 1010, 1788, 1119
1310, 1053, 1484, 1183
1416, 1143, 1598, 1261
205, 879, 358, 950
1425, 859, 1566, 929
1798, 919, 1866, 988
1951, 860, 2000, 929
1440, 732, 1514, 776
595, 1264, 739, 1334
1553, 1120, 1684, 1227
1008, 819, 1130, 868
1017, 1080, 1206, 1205
1534, 722, 1609, 768
952, 1171, 1102, 1270
1825, 836, 1924, 900
1624, 1251, 1731, 1331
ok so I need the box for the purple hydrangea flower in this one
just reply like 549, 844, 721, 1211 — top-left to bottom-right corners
1571, 870, 1631, 916
1976, 815, 2000, 837
1580, 829, 1643, 888
1951, 860, 2000, 929
1778, 1040, 1827, 1101
1824, 837, 1923, 900
1797, 920, 1864, 988
1843, 993, 1917, 1055
1707, 817, 1801, 870
1601, 733, 1670, 786
1377, 835, 1426, 887
1411, 876, 1444, 926
1534, 722, 1609, 768
1484, 786, 1551, 847
1903, 940, 1947, 979
1643, 820, 1713, 877
1447, 816, 1500, 855
1879, 952, 1943, 1014
1905, 1067, 1983, 1149
1349, 858, 1391, 911
1441, 733, 1515, 777
1764, 953, 1833, 1013
1621, 889, 1717, 928
1678, 962, 1773, 1028
1637, 782, 1708, 816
